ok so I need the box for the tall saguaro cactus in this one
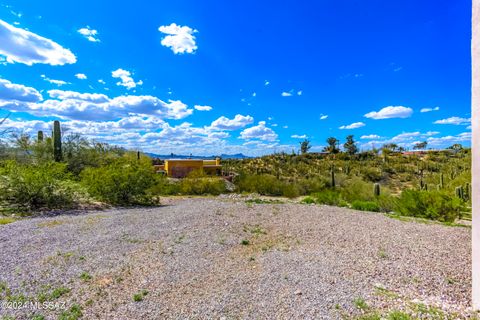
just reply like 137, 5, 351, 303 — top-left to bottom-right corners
330, 165, 336, 188
37, 130, 44, 142
53, 120, 62, 162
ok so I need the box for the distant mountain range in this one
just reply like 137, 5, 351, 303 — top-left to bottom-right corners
144, 153, 251, 160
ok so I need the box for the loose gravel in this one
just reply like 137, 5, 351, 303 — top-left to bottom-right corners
0, 197, 473, 319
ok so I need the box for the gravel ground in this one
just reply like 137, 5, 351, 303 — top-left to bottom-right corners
0, 197, 473, 319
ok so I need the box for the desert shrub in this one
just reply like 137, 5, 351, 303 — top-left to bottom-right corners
361, 167, 384, 182
301, 196, 315, 204
351, 200, 380, 212
179, 177, 226, 195
80, 156, 156, 205
0, 161, 78, 210
374, 194, 397, 213
236, 174, 285, 196
340, 178, 375, 202
395, 190, 464, 222
312, 190, 347, 206
148, 175, 180, 195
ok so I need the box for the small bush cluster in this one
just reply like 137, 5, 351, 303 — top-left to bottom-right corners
80, 156, 156, 205
0, 161, 80, 211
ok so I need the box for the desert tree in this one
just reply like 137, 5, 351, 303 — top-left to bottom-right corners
343, 135, 358, 155
413, 141, 428, 150
323, 137, 339, 154
300, 139, 311, 154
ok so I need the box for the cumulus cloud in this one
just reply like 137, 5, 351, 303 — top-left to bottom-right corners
111, 68, 143, 90
6, 89, 193, 121
364, 106, 413, 119
420, 106, 439, 113
240, 121, 278, 141
281, 92, 292, 97
41, 75, 69, 86
264, 80, 270, 86
297, 90, 302, 96
320, 114, 328, 120
0, 19, 76, 65
291, 134, 307, 139
194, 105, 212, 111
0, 78, 42, 103
158, 23, 197, 54
75, 73, 87, 80
361, 134, 381, 140
210, 114, 253, 130
47, 90, 109, 103
339, 122, 365, 130
426, 132, 471, 147
434, 116, 471, 125
77, 26, 100, 42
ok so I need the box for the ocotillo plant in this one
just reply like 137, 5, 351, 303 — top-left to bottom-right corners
373, 183, 380, 197
137, 151, 141, 160
53, 120, 62, 162
37, 130, 44, 142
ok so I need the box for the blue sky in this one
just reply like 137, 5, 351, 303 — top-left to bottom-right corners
0, 0, 472, 155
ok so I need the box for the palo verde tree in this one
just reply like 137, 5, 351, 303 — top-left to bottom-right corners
413, 141, 428, 150
343, 135, 358, 155
323, 137, 339, 154
300, 139, 311, 154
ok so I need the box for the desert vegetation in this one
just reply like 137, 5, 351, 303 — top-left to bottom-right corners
0, 123, 472, 224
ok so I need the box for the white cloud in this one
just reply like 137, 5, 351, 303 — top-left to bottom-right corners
291, 134, 307, 139
98, 79, 106, 85
434, 116, 471, 125
75, 73, 87, 80
240, 121, 278, 141
210, 114, 253, 130
320, 114, 328, 120
47, 90, 109, 103
364, 106, 413, 119
281, 92, 292, 97
0, 19, 76, 66
158, 23, 197, 54
420, 106, 439, 113
41, 75, 70, 86
5, 89, 193, 121
0, 78, 42, 103
264, 80, 270, 86
194, 105, 212, 111
252, 92, 256, 97
111, 68, 143, 90
339, 122, 365, 130
426, 132, 471, 147
77, 26, 100, 42
361, 134, 381, 140
283, 125, 288, 129
297, 90, 302, 96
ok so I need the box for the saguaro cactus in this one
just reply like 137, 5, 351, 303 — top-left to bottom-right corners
465, 183, 471, 200
37, 130, 44, 142
373, 183, 381, 197
455, 186, 464, 200
330, 165, 336, 188
53, 120, 62, 162
439, 173, 444, 189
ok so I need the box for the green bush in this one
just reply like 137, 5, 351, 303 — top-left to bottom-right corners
0, 161, 78, 210
311, 190, 347, 206
236, 174, 284, 196
80, 156, 156, 205
351, 200, 380, 212
179, 177, 226, 195
395, 190, 464, 222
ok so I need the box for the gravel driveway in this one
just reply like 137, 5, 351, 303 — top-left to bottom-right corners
0, 197, 472, 319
